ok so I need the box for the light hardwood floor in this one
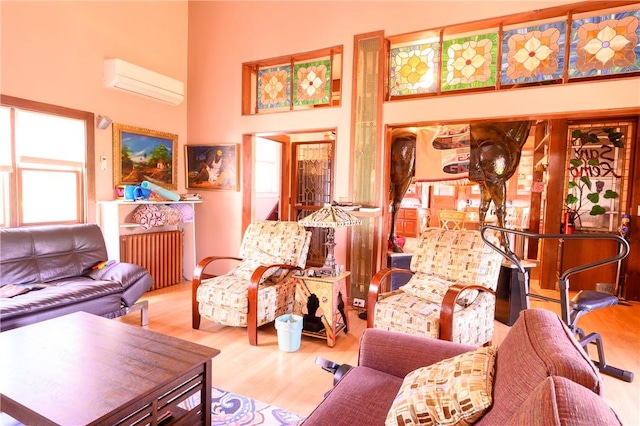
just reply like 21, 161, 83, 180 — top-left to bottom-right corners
116, 281, 640, 425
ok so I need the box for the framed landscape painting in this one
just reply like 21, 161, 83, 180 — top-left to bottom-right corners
185, 144, 239, 191
113, 124, 178, 190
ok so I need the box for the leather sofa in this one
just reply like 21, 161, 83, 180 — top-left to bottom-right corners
303, 308, 621, 425
0, 223, 153, 331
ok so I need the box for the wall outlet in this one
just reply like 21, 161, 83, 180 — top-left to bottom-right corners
353, 298, 365, 308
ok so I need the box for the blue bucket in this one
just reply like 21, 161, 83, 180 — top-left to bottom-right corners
275, 314, 303, 352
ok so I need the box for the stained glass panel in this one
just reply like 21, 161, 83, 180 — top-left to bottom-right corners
441, 32, 498, 91
257, 65, 291, 110
293, 60, 331, 106
502, 21, 566, 84
389, 40, 440, 96
569, 8, 640, 78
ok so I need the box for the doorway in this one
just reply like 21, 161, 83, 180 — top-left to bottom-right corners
244, 129, 337, 268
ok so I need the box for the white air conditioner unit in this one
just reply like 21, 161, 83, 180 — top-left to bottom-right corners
103, 59, 184, 106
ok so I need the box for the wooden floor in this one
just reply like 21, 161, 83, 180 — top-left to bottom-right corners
116, 281, 640, 425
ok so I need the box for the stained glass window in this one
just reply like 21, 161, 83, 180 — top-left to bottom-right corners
502, 20, 566, 85
293, 59, 331, 106
257, 65, 291, 110
389, 40, 440, 96
441, 32, 498, 91
569, 8, 640, 79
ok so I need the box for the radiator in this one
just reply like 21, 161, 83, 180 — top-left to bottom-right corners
120, 231, 183, 291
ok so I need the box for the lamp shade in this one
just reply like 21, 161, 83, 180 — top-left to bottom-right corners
298, 205, 362, 228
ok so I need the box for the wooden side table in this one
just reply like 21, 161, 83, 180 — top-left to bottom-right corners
294, 271, 350, 347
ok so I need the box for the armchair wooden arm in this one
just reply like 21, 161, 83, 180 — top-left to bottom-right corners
439, 283, 496, 341
247, 264, 301, 346
367, 268, 414, 328
192, 256, 243, 329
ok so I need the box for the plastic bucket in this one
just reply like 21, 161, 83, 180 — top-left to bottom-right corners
275, 314, 303, 352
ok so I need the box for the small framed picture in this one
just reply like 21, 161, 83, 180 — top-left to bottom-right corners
113, 124, 178, 190
185, 144, 239, 191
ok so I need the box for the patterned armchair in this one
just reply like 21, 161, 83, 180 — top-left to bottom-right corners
192, 220, 311, 345
367, 227, 503, 346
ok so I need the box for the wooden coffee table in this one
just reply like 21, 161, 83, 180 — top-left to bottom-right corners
0, 311, 220, 425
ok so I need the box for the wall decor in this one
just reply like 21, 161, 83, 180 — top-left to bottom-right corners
113, 124, 178, 190
185, 144, 239, 191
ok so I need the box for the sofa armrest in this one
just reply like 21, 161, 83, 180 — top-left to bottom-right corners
358, 328, 475, 378
367, 267, 414, 328
84, 262, 153, 307
439, 283, 495, 341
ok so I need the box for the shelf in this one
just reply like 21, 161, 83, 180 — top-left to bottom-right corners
99, 200, 202, 205
534, 132, 549, 152
351, 207, 381, 218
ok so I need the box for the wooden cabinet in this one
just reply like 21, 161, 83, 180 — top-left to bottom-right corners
394, 208, 419, 237
559, 237, 619, 292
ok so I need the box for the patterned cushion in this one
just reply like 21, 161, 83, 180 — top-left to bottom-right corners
374, 291, 496, 345
409, 228, 502, 291
386, 346, 497, 426
231, 250, 284, 283
239, 221, 311, 269
401, 274, 478, 306
197, 274, 297, 327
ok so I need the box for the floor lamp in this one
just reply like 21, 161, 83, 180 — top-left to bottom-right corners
298, 204, 361, 275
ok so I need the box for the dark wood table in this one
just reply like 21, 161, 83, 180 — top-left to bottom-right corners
0, 312, 220, 425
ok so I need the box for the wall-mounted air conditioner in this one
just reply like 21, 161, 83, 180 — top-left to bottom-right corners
103, 59, 184, 106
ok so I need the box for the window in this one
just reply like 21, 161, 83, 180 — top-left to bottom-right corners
386, 4, 640, 100
563, 121, 634, 232
0, 97, 94, 227
242, 46, 343, 115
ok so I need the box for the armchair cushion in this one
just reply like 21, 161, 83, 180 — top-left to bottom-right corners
197, 275, 296, 327
231, 252, 283, 283
386, 345, 497, 426
401, 274, 478, 306
374, 290, 496, 344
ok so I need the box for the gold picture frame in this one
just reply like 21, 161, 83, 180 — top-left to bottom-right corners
185, 144, 239, 191
113, 124, 178, 190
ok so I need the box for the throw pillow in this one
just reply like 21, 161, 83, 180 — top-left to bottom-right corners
386, 346, 497, 426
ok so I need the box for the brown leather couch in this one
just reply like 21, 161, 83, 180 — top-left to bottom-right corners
0, 224, 153, 331
303, 308, 621, 425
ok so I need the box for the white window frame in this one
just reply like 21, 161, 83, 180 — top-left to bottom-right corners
0, 95, 95, 228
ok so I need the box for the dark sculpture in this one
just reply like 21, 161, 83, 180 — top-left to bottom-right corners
469, 120, 532, 253
387, 121, 531, 255
388, 129, 417, 253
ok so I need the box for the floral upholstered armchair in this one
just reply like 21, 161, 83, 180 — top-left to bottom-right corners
368, 227, 503, 346
192, 220, 311, 345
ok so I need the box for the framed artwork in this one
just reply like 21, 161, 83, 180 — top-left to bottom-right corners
113, 124, 178, 190
185, 144, 239, 191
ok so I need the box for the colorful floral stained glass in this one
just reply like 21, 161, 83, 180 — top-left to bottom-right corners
257, 65, 291, 110
502, 21, 566, 84
293, 60, 331, 106
569, 8, 640, 78
441, 33, 498, 91
389, 41, 440, 96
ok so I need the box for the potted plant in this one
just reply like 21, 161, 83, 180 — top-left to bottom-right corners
564, 127, 624, 231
